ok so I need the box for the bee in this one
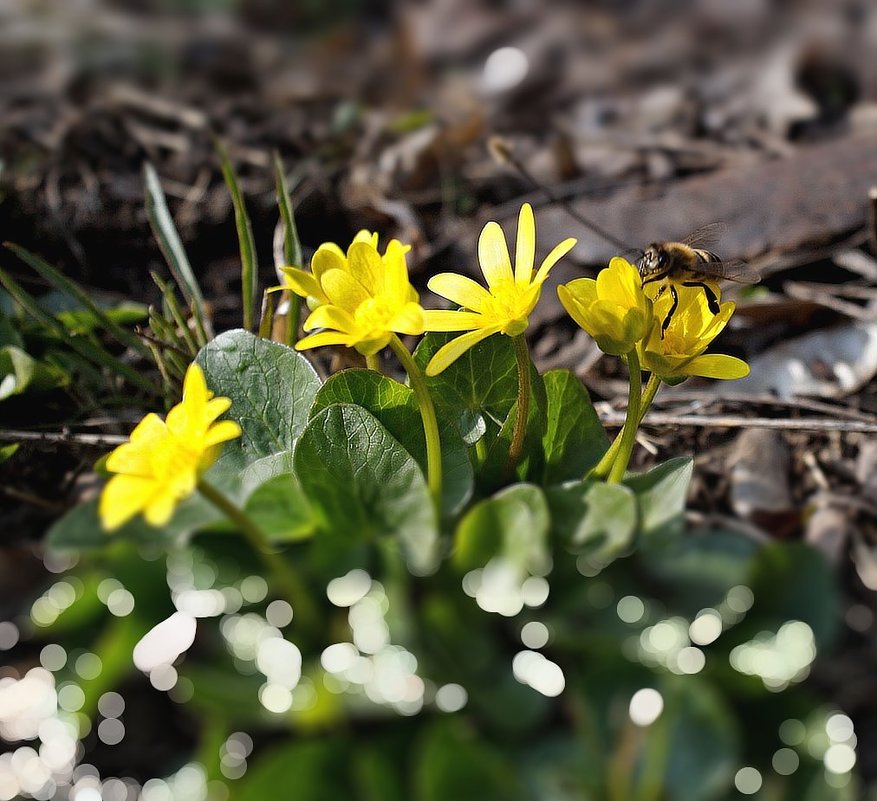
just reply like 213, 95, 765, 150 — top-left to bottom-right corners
636, 223, 760, 336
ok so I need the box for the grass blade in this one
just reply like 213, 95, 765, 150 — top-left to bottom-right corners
215, 138, 259, 332
5, 242, 152, 359
0, 268, 158, 395
143, 162, 210, 344
150, 271, 199, 357
273, 152, 303, 345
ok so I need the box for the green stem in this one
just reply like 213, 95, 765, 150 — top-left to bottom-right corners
366, 352, 382, 373
591, 370, 662, 480
635, 691, 671, 801
196, 479, 317, 629
607, 349, 642, 484
389, 335, 442, 510
284, 292, 301, 348
507, 334, 531, 476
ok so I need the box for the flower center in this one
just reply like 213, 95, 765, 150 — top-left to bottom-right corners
481, 279, 530, 327
151, 438, 201, 480
354, 296, 396, 333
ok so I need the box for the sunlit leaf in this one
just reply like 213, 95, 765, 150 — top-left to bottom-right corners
295, 404, 438, 574
312, 369, 473, 515
195, 329, 321, 465
541, 369, 608, 483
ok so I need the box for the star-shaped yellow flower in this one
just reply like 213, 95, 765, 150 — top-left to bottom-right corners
99, 363, 241, 531
422, 203, 576, 376
283, 233, 425, 356
558, 256, 652, 356
638, 284, 749, 380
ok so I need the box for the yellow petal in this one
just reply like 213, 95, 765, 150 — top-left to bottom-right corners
321, 268, 370, 311
388, 302, 426, 336
311, 247, 346, 282
281, 267, 325, 301
382, 240, 413, 300
477, 221, 514, 288
182, 363, 210, 408
425, 326, 501, 376
427, 273, 491, 312
295, 330, 354, 351
99, 474, 155, 531
204, 396, 232, 423
681, 354, 750, 379
533, 237, 577, 286
143, 486, 183, 527
354, 333, 392, 356
347, 242, 384, 294
514, 203, 536, 286
422, 309, 485, 332
204, 419, 242, 448
304, 304, 356, 334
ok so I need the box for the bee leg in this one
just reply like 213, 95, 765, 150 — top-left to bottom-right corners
642, 270, 670, 287
661, 285, 679, 338
682, 281, 720, 314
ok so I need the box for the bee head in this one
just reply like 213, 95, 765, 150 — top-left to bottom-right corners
637, 245, 663, 276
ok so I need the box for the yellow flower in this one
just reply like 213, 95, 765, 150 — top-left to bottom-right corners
638, 284, 749, 380
558, 257, 652, 356
279, 231, 410, 311
422, 203, 576, 376
284, 233, 425, 356
99, 364, 241, 531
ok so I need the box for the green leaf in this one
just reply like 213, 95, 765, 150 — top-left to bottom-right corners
144, 162, 209, 341
659, 677, 739, 801
414, 720, 525, 801
625, 456, 693, 539
455, 483, 550, 576
414, 332, 518, 433
294, 404, 438, 574
546, 480, 637, 561
0, 268, 157, 394
745, 542, 840, 648
0, 443, 19, 463
5, 243, 150, 356
216, 138, 259, 331
640, 528, 760, 613
237, 740, 353, 801
195, 329, 321, 465
312, 369, 473, 515
479, 364, 547, 488
0, 344, 66, 399
541, 369, 608, 483
244, 473, 314, 542
46, 494, 220, 551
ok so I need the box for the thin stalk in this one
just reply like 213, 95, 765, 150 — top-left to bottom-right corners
608, 349, 642, 484
591, 370, 662, 480
274, 152, 303, 345
366, 353, 382, 372
635, 712, 671, 801
389, 335, 442, 510
507, 334, 531, 476
151, 272, 199, 356
196, 479, 317, 630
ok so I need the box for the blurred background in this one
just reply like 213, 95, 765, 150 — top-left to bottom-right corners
3, 0, 877, 799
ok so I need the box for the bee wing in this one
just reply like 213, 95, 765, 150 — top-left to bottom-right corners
695, 258, 761, 284
681, 222, 727, 249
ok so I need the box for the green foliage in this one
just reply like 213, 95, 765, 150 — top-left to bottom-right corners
295, 403, 438, 574
15, 176, 853, 801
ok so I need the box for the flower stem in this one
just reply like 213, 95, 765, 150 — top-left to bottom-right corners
366, 352, 382, 372
607, 349, 642, 484
389, 335, 442, 510
196, 478, 316, 629
591, 370, 662, 481
507, 334, 531, 476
